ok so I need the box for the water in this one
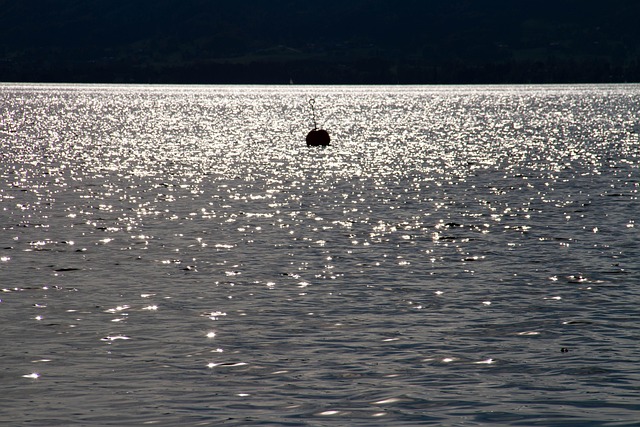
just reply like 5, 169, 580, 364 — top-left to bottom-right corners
1, 83, 639, 426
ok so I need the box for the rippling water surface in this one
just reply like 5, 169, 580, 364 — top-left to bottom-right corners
1, 83, 639, 426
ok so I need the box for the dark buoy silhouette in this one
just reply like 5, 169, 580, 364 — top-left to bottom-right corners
306, 128, 330, 146
306, 99, 330, 146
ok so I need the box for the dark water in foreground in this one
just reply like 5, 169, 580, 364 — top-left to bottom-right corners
1, 84, 639, 426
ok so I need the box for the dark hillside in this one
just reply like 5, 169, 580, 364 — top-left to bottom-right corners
1, 0, 639, 83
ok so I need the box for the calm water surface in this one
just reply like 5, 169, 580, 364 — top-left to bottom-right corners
1, 84, 639, 426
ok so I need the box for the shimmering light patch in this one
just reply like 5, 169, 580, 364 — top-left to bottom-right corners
318, 411, 342, 416
23, 373, 40, 379
202, 311, 227, 320
101, 335, 131, 341
142, 305, 158, 311
0, 256, 10, 262
442, 358, 455, 363
373, 397, 402, 405
518, 331, 540, 336
475, 358, 495, 364
207, 362, 247, 368
206, 331, 217, 338
105, 305, 130, 313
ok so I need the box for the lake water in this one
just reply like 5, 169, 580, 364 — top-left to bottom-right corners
1, 83, 639, 426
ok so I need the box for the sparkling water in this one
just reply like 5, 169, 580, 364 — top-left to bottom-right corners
1, 83, 639, 426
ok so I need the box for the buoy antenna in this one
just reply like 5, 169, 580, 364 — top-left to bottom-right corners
305, 98, 330, 146
309, 98, 318, 130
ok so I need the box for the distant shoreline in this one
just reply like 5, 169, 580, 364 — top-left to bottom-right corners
2, 59, 638, 86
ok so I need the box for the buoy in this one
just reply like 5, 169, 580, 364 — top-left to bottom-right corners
306, 128, 330, 146
306, 99, 330, 146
